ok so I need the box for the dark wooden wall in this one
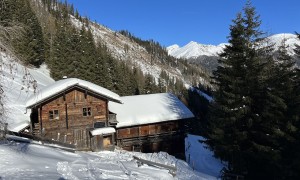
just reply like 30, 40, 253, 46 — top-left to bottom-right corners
33, 87, 109, 150
117, 121, 178, 139
116, 120, 186, 157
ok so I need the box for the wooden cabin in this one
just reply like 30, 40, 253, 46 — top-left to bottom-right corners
26, 78, 122, 151
26, 78, 194, 154
109, 93, 194, 156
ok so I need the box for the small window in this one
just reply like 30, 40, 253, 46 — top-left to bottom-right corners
49, 110, 59, 120
94, 121, 106, 128
96, 105, 102, 113
83, 107, 92, 117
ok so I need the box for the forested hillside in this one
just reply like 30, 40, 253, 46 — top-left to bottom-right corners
0, 0, 210, 97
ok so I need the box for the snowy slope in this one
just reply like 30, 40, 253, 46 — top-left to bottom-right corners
69, 16, 211, 86
70, 16, 167, 81
167, 33, 300, 59
0, 139, 218, 180
0, 52, 54, 131
267, 33, 300, 55
185, 134, 225, 177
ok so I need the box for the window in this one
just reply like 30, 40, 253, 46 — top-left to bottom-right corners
94, 121, 106, 128
96, 105, 102, 113
49, 110, 59, 120
83, 107, 92, 117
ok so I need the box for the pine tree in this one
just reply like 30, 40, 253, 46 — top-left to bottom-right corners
208, 1, 283, 178
1, 0, 45, 66
281, 32, 300, 179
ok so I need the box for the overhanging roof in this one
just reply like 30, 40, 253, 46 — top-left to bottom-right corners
109, 93, 194, 128
26, 78, 122, 108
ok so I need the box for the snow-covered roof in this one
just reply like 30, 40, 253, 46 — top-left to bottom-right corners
9, 121, 30, 132
26, 78, 122, 108
90, 127, 116, 136
190, 87, 213, 102
109, 93, 194, 128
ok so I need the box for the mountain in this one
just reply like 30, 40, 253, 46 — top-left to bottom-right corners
168, 33, 300, 59
58, 4, 211, 90
167, 41, 227, 59
167, 33, 300, 70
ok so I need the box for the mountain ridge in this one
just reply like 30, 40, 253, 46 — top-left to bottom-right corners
168, 33, 300, 59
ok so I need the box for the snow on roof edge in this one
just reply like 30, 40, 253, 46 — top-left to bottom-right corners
9, 120, 30, 132
26, 78, 122, 108
90, 127, 116, 136
109, 93, 195, 128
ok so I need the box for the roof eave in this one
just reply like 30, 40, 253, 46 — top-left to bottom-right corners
26, 85, 122, 109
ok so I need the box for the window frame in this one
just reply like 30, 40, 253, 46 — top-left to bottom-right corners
94, 121, 106, 128
83, 107, 92, 117
49, 109, 59, 120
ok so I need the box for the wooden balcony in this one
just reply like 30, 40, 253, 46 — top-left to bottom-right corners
108, 114, 118, 126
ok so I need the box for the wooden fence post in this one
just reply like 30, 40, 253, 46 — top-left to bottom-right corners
0, 123, 8, 139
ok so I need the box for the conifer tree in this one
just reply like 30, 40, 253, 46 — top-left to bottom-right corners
282, 32, 300, 179
1, 0, 45, 66
208, 1, 283, 178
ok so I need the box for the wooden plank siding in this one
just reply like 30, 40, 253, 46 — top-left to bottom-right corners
117, 121, 179, 139
116, 120, 185, 157
33, 87, 109, 150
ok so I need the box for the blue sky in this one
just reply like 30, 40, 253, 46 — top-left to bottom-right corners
66, 0, 300, 47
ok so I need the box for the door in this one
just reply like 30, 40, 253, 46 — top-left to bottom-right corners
103, 135, 112, 147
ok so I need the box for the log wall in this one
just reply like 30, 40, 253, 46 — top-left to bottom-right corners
34, 87, 109, 150
116, 120, 185, 157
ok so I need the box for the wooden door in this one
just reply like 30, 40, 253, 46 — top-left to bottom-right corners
74, 129, 88, 149
103, 136, 111, 147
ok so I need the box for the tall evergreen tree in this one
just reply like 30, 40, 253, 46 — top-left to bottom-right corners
208, 1, 283, 178
1, 0, 45, 66
281, 32, 300, 179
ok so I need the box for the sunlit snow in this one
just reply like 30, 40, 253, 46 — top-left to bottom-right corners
109, 93, 195, 128
167, 33, 300, 59
0, 51, 224, 179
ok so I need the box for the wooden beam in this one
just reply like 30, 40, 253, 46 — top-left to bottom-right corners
65, 104, 68, 129
39, 106, 43, 136
133, 156, 176, 176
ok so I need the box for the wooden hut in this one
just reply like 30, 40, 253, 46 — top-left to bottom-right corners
26, 78, 194, 154
26, 78, 122, 151
109, 93, 194, 155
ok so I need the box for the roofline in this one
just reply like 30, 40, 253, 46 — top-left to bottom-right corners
27, 84, 122, 109
116, 117, 194, 129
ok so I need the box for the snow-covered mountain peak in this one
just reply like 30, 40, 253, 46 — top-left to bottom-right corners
166, 44, 180, 54
168, 41, 226, 59
267, 33, 300, 54
186, 41, 198, 46
168, 33, 300, 59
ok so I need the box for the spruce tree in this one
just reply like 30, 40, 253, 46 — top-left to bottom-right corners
208, 1, 282, 178
282, 32, 300, 179
1, 0, 45, 66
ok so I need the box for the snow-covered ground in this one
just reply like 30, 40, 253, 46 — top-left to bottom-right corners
185, 134, 225, 177
0, 139, 218, 180
0, 52, 54, 131
0, 51, 225, 179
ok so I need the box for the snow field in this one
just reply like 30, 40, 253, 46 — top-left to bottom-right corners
0, 140, 214, 180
